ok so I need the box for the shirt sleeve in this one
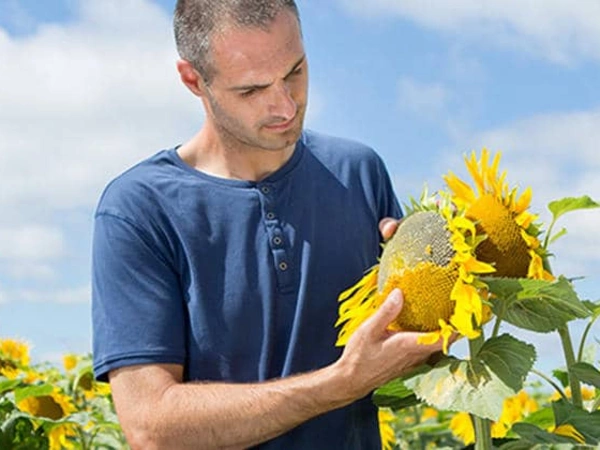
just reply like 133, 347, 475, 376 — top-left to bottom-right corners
91, 212, 186, 381
374, 153, 403, 222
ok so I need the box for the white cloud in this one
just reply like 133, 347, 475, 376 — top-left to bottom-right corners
0, 0, 204, 301
397, 77, 449, 120
6, 285, 91, 305
0, 0, 200, 216
0, 225, 65, 261
338, 0, 600, 64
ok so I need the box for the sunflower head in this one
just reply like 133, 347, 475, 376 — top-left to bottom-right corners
17, 388, 75, 420
444, 149, 553, 280
378, 211, 457, 332
336, 207, 495, 352
0, 338, 31, 367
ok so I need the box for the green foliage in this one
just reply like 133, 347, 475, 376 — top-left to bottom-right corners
403, 335, 535, 421
0, 345, 127, 450
372, 377, 420, 410
487, 276, 591, 333
548, 196, 600, 222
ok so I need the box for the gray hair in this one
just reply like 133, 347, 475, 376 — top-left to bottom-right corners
174, 0, 301, 84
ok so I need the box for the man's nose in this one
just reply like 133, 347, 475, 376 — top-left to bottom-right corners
267, 81, 297, 120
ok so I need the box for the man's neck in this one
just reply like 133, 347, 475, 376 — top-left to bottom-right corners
177, 128, 297, 182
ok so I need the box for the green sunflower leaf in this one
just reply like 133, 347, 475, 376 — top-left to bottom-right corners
511, 422, 578, 444
478, 334, 536, 392
486, 276, 591, 333
552, 399, 600, 444
569, 362, 600, 389
519, 406, 556, 430
404, 335, 535, 421
552, 369, 570, 388
372, 377, 420, 410
0, 378, 21, 396
14, 383, 53, 403
548, 196, 600, 222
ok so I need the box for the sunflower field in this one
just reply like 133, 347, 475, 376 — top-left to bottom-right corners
0, 339, 127, 449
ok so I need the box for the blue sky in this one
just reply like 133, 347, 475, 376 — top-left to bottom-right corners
1, 0, 599, 376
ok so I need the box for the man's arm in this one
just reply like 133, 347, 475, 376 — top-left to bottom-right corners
110, 288, 443, 450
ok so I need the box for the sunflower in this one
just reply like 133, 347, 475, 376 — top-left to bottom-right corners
378, 408, 396, 450
336, 206, 495, 353
17, 387, 75, 420
444, 149, 553, 280
47, 423, 78, 450
0, 338, 31, 367
450, 390, 539, 444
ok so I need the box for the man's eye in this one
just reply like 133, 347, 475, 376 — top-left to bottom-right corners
240, 89, 256, 98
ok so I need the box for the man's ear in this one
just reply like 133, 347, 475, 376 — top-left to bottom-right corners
176, 59, 206, 97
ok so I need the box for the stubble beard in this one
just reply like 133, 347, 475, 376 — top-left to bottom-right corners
208, 94, 306, 154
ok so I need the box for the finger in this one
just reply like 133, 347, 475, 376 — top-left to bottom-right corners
363, 288, 403, 336
379, 217, 400, 241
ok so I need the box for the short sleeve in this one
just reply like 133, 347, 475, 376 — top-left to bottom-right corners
373, 153, 403, 222
92, 213, 186, 381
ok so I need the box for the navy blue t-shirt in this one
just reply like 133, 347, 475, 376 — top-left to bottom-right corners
92, 129, 402, 449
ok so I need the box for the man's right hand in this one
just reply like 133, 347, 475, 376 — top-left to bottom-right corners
334, 288, 446, 400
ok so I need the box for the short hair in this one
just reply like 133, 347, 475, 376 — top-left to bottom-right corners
174, 0, 301, 84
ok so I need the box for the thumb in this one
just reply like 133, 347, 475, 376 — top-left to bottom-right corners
365, 288, 404, 335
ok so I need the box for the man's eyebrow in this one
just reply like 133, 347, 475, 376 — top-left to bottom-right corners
230, 55, 306, 92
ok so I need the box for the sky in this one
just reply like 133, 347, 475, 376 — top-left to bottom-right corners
0, 0, 599, 377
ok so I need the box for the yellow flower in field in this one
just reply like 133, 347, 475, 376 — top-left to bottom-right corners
553, 424, 585, 443
17, 387, 75, 420
550, 385, 596, 402
450, 412, 475, 445
378, 408, 396, 450
63, 354, 78, 372
0, 338, 31, 366
450, 390, 538, 444
48, 423, 77, 450
336, 208, 495, 353
0, 362, 42, 384
421, 407, 439, 421
444, 149, 553, 280
77, 371, 112, 399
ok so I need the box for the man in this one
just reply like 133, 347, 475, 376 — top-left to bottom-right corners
91, 1, 445, 448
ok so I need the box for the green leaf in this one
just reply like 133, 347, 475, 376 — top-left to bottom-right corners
520, 406, 556, 430
569, 362, 600, 389
478, 334, 536, 392
0, 378, 22, 396
552, 369, 570, 388
404, 335, 535, 421
511, 422, 577, 444
14, 384, 53, 404
548, 196, 600, 222
582, 300, 600, 317
372, 377, 420, 410
487, 276, 591, 333
553, 399, 600, 444
548, 227, 568, 245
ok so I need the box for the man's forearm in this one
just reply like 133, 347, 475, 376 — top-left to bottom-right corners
117, 361, 358, 450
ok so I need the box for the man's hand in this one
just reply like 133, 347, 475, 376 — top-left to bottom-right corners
334, 288, 446, 399
379, 217, 400, 242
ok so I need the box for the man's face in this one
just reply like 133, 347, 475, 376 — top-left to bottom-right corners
201, 10, 308, 152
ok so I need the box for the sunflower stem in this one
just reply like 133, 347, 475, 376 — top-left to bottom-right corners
557, 325, 583, 409
468, 335, 493, 450
577, 313, 599, 363
491, 307, 504, 339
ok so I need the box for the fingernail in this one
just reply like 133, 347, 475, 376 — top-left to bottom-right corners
388, 289, 401, 304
